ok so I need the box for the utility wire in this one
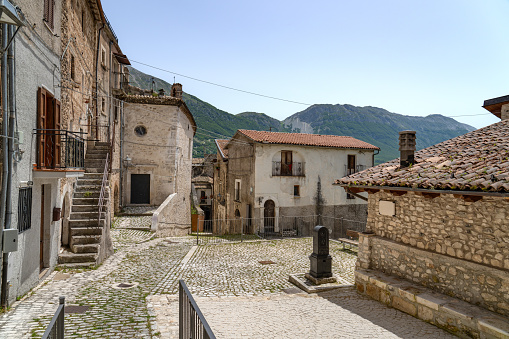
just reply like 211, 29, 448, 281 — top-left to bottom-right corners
130, 59, 313, 106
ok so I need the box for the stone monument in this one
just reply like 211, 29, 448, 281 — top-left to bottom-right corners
305, 225, 336, 285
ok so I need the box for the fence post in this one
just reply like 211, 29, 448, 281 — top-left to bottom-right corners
196, 219, 199, 246
341, 217, 344, 238
241, 217, 243, 242
58, 296, 65, 339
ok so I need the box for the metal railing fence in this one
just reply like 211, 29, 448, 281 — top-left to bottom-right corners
179, 280, 216, 339
98, 152, 109, 224
272, 161, 305, 176
42, 296, 65, 339
192, 215, 366, 245
34, 129, 85, 169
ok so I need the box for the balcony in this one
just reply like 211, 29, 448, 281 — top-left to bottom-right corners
33, 129, 85, 178
344, 165, 366, 177
272, 161, 305, 177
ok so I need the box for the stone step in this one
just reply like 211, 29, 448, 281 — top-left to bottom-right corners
82, 173, 104, 179
69, 219, 101, 227
57, 262, 97, 269
85, 168, 103, 173
69, 211, 105, 220
74, 184, 102, 191
86, 153, 108, 160
58, 252, 98, 264
85, 160, 106, 167
73, 197, 99, 205
70, 227, 103, 236
74, 191, 109, 199
77, 180, 107, 187
71, 243, 100, 253
71, 205, 100, 213
95, 142, 110, 147
70, 235, 101, 245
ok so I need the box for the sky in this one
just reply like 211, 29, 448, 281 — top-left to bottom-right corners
101, 0, 509, 129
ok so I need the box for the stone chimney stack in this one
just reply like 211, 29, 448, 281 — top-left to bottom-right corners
171, 83, 183, 99
399, 131, 416, 167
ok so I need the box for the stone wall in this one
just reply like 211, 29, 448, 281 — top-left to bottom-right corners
367, 190, 509, 271
360, 190, 509, 317
152, 193, 190, 236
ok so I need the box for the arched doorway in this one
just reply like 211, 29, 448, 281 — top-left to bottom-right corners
234, 209, 241, 234
264, 200, 275, 233
60, 192, 71, 248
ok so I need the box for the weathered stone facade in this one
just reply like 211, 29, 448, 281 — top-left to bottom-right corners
358, 190, 509, 317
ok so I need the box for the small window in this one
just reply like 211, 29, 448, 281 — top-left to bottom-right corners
114, 105, 119, 122
101, 97, 106, 112
235, 180, 241, 201
18, 187, 32, 233
81, 10, 84, 32
43, 0, 55, 30
293, 185, 300, 197
70, 55, 75, 81
101, 48, 106, 66
134, 125, 147, 137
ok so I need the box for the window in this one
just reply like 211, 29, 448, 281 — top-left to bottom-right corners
70, 55, 75, 81
101, 48, 106, 66
293, 185, 300, 197
114, 105, 119, 122
101, 97, 106, 113
43, 0, 54, 30
18, 187, 32, 233
347, 155, 356, 175
235, 179, 241, 201
281, 150, 293, 176
134, 125, 147, 137
200, 191, 206, 204
81, 10, 84, 32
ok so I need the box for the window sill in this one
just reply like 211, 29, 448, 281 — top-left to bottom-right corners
43, 20, 55, 35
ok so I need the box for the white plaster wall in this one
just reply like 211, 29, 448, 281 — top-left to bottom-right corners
253, 144, 372, 219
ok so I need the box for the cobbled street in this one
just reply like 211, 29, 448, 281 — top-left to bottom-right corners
0, 215, 456, 338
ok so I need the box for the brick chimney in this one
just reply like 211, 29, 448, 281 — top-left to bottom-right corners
171, 83, 182, 99
399, 131, 416, 167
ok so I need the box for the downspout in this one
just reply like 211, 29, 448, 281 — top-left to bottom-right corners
1, 25, 15, 307
95, 24, 104, 140
108, 41, 112, 138
119, 100, 123, 206
0, 25, 8, 238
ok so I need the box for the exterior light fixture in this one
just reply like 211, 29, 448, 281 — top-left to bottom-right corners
0, 0, 23, 27
124, 155, 132, 167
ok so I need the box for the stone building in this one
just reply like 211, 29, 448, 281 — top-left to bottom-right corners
213, 130, 379, 235
0, 0, 129, 305
336, 99, 509, 337
192, 154, 215, 225
119, 83, 196, 236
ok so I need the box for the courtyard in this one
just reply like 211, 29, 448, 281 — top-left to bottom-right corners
0, 215, 456, 338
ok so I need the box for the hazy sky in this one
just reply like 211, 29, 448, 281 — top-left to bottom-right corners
102, 0, 509, 129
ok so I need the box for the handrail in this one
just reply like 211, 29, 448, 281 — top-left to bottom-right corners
179, 280, 216, 339
42, 296, 65, 339
98, 152, 109, 224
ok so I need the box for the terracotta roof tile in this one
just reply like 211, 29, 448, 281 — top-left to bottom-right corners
335, 119, 509, 193
235, 130, 379, 150
215, 139, 229, 159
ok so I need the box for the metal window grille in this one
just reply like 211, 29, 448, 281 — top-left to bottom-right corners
18, 187, 32, 233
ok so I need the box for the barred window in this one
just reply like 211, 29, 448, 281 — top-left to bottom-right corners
18, 187, 32, 233
43, 0, 54, 30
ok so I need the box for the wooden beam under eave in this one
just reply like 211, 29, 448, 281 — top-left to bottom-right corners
348, 187, 365, 194
388, 190, 407, 196
453, 194, 483, 202
416, 192, 441, 199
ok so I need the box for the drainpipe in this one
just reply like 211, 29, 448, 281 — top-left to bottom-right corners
95, 24, 104, 141
108, 41, 112, 139
0, 25, 8, 240
119, 100, 123, 206
1, 25, 15, 307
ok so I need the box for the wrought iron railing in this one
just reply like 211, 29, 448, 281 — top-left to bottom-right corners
272, 161, 305, 176
344, 164, 366, 177
42, 296, 65, 339
179, 280, 216, 339
34, 129, 85, 169
98, 152, 109, 224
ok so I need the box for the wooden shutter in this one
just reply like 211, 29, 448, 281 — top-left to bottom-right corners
49, 0, 54, 29
53, 98, 61, 167
37, 88, 47, 168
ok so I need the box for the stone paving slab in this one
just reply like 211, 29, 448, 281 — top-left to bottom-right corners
150, 288, 457, 339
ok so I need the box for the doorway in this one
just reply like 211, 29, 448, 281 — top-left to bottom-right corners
264, 200, 275, 233
130, 174, 150, 204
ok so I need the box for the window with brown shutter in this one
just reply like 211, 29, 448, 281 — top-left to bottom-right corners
37, 87, 61, 168
43, 0, 54, 30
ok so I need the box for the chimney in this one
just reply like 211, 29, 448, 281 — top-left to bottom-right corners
171, 83, 183, 99
399, 131, 416, 167
158, 88, 165, 97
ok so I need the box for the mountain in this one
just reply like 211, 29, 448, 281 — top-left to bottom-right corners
126, 66, 475, 164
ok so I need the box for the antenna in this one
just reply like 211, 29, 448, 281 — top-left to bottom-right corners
173, 76, 176, 84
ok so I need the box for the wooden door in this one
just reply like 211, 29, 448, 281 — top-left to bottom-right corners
347, 155, 356, 175
281, 151, 293, 175
264, 200, 275, 233
53, 99, 61, 167
37, 88, 47, 168
130, 174, 150, 204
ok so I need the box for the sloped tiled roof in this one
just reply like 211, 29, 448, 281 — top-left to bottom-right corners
235, 130, 379, 150
336, 120, 509, 193
215, 139, 229, 159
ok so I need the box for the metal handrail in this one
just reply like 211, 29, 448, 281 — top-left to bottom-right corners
179, 280, 216, 339
98, 152, 109, 224
42, 296, 65, 339
272, 161, 305, 176
33, 129, 86, 169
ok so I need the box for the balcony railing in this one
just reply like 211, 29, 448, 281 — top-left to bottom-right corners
344, 165, 366, 177
272, 161, 305, 177
34, 129, 85, 170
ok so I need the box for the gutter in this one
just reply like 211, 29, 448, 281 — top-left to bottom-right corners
335, 183, 509, 198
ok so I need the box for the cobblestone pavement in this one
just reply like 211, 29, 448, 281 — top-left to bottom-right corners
0, 215, 457, 339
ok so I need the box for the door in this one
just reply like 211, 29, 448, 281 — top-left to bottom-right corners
281, 151, 293, 176
131, 174, 150, 204
40, 185, 45, 271
264, 200, 275, 233
347, 155, 356, 175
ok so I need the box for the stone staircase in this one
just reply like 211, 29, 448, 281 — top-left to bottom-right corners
58, 142, 111, 268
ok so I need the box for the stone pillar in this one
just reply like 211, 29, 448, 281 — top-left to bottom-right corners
356, 232, 376, 270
